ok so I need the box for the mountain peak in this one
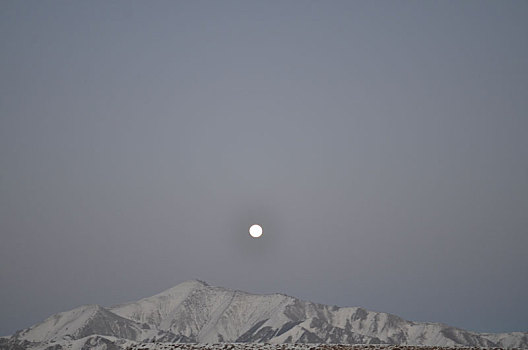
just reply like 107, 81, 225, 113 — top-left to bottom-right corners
155, 279, 209, 296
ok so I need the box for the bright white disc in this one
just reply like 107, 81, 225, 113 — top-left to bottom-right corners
249, 224, 263, 238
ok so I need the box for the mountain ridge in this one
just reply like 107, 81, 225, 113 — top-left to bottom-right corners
4, 280, 527, 350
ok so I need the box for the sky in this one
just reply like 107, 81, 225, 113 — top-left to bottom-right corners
1, 0, 527, 337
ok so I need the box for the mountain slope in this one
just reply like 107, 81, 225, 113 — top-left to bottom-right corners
6, 280, 527, 349
14, 305, 142, 342
108, 281, 512, 347
110, 280, 296, 343
11, 304, 180, 346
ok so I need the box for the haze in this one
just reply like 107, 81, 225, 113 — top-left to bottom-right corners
1, 0, 527, 337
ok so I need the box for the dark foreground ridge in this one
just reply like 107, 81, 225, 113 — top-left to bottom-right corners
126, 344, 524, 350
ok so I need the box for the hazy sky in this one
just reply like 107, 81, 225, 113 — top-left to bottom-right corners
1, 0, 527, 336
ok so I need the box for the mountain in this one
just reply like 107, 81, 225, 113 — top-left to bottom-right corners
6, 304, 183, 348
4, 280, 527, 350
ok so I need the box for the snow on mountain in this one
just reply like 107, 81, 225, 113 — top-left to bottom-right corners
11, 303, 178, 346
110, 280, 295, 343
109, 280, 206, 329
481, 332, 528, 349
5, 280, 527, 349
14, 305, 135, 342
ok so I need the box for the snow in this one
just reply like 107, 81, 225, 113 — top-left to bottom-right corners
481, 332, 528, 348
18, 304, 102, 342
110, 279, 207, 327
6, 280, 528, 349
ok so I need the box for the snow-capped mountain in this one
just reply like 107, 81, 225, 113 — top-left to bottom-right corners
4, 280, 527, 349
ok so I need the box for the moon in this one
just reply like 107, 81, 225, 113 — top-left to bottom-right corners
249, 224, 263, 238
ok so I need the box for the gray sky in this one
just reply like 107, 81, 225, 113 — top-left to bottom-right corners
1, 0, 527, 336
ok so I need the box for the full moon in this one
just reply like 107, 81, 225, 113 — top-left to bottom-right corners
249, 224, 263, 238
